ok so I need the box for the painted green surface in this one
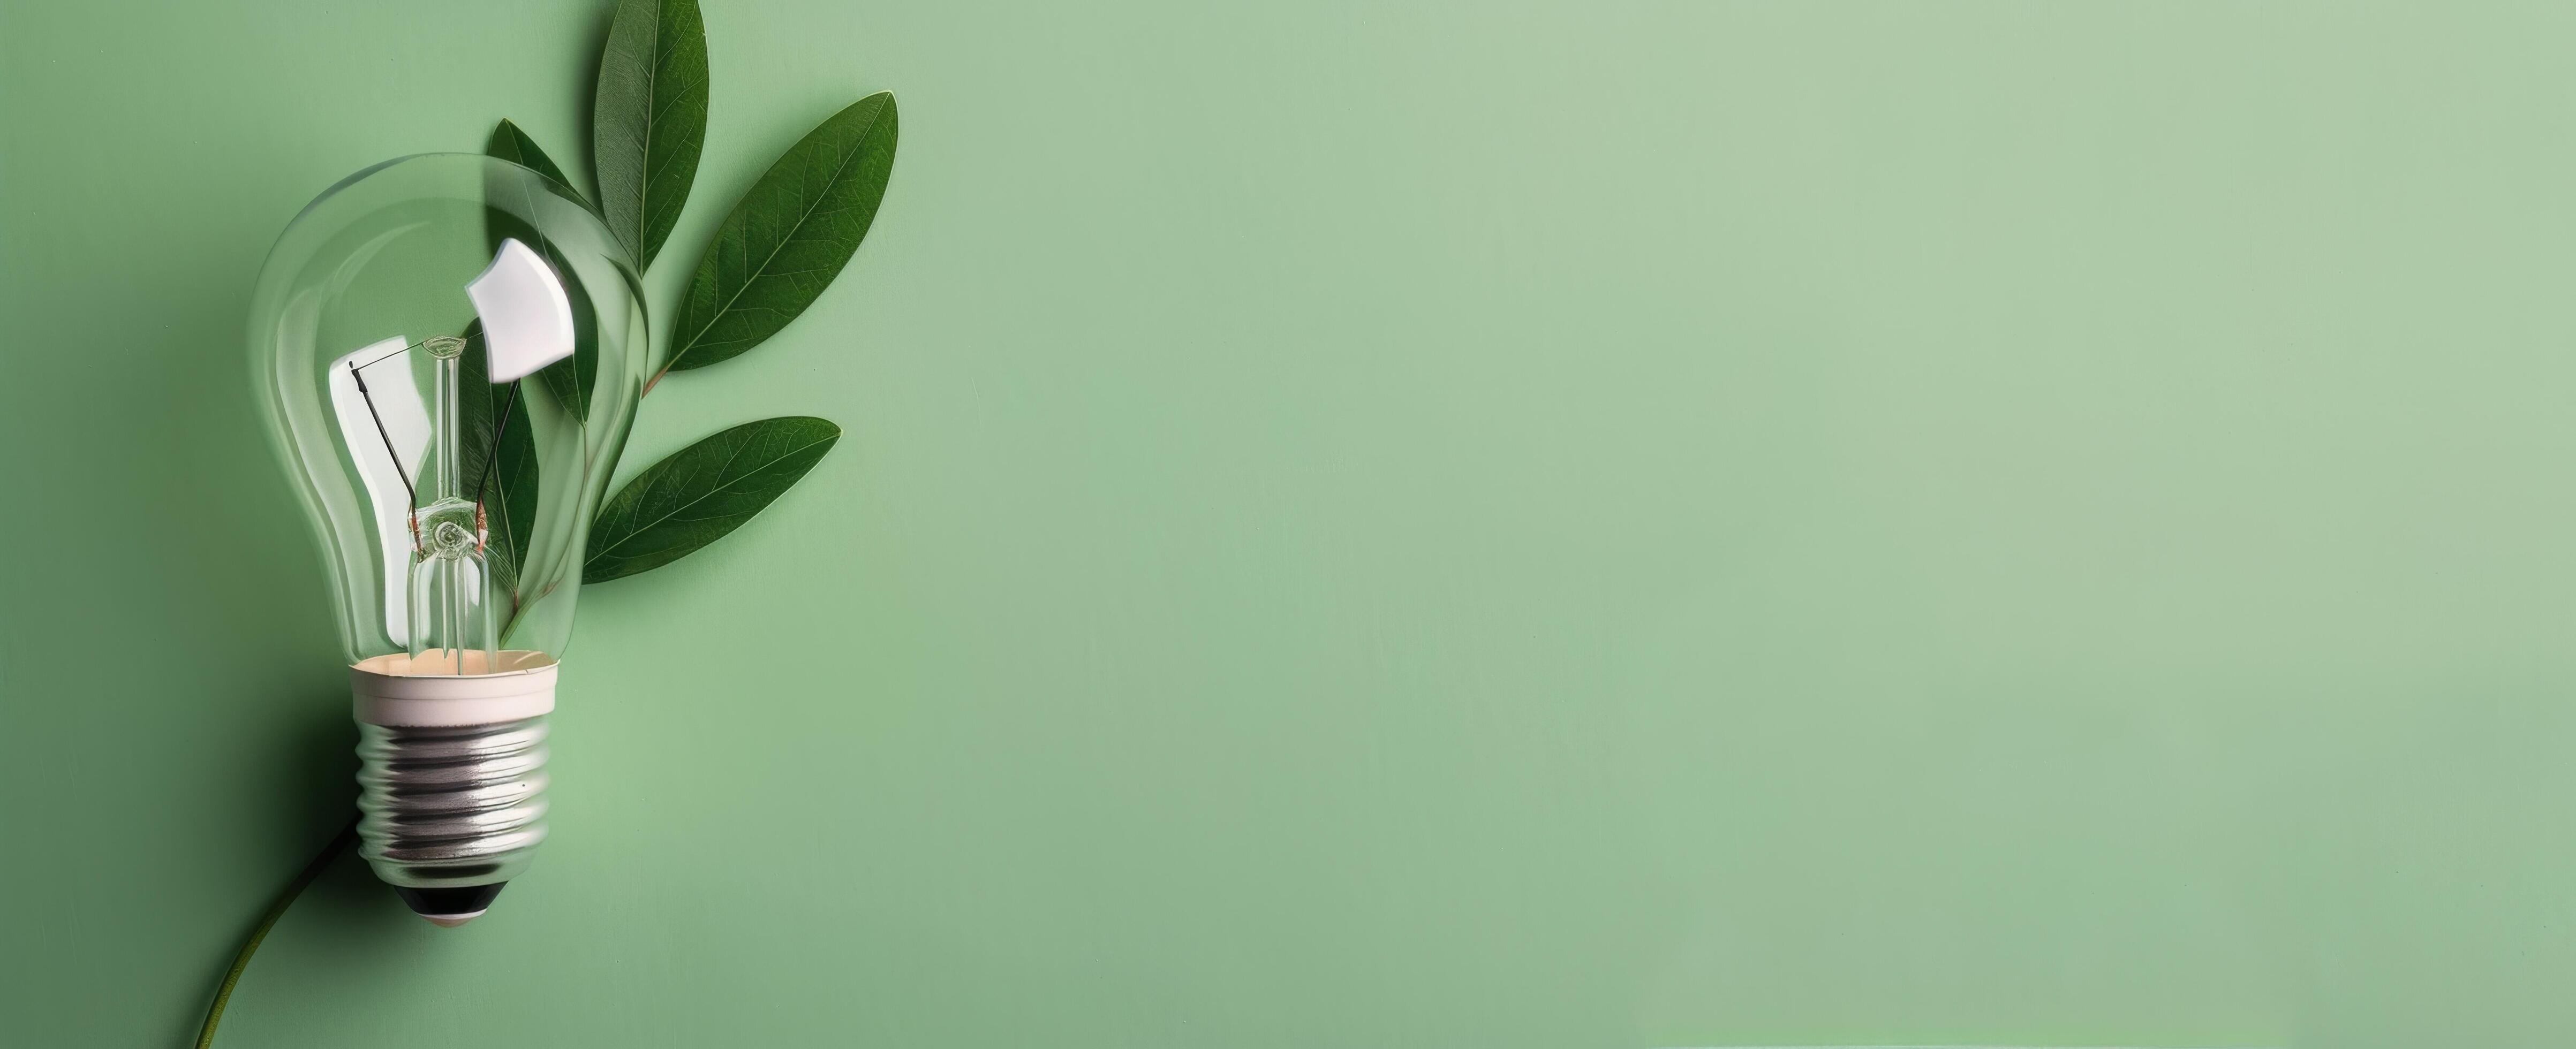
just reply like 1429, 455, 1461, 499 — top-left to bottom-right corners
5, 2, 2575, 1045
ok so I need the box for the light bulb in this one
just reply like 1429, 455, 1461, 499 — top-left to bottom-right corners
248, 154, 646, 925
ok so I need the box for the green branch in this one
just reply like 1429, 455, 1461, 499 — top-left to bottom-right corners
195, 817, 360, 1049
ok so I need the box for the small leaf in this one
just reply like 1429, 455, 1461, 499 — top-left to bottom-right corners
454, 322, 541, 605
592, 0, 708, 271
660, 93, 898, 381
486, 119, 585, 204
585, 417, 841, 582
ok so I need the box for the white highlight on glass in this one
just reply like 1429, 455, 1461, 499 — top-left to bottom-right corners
467, 238, 576, 383
328, 335, 428, 647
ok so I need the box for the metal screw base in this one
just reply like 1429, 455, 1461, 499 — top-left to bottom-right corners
355, 715, 550, 904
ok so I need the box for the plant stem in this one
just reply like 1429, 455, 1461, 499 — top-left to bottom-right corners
195, 816, 360, 1049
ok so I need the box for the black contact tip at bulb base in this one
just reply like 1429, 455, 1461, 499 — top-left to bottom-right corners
394, 883, 508, 928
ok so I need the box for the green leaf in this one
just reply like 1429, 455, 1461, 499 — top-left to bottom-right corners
585, 417, 841, 582
529, 281, 599, 423
454, 321, 541, 606
485, 118, 584, 203
592, 0, 708, 271
483, 120, 600, 421
661, 93, 898, 379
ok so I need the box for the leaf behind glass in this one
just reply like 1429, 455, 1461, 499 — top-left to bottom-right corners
454, 321, 541, 607
592, 0, 708, 271
585, 416, 840, 582
482, 124, 601, 422
662, 93, 897, 378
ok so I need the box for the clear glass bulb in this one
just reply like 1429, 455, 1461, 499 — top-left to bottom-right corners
250, 154, 645, 672
247, 154, 646, 924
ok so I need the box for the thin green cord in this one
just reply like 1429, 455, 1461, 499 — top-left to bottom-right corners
195, 816, 360, 1049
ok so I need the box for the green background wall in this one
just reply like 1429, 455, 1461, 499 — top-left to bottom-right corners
5, 2, 2574, 1045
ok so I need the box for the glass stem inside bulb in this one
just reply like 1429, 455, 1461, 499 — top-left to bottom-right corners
408, 336, 498, 675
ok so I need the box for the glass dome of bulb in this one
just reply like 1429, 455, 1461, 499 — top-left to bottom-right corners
250, 154, 647, 674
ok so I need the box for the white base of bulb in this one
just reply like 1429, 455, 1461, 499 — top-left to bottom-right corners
350, 650, 557, 726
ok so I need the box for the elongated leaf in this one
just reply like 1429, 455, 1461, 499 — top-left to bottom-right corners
454, 322, 540, 606
486, 119, 584, 203
585, 417, 840, 582
484, 120, 600, 419
532, 316, 598, 422
592, 0, 708, 271
661, 93, 897, 379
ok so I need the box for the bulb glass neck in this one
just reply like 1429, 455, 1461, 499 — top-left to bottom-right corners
424, 336, 467, 501
407, 336, 497, 675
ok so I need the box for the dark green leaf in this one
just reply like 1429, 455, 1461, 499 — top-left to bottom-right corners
484, 120, 601, 420
585, 417, 841, 582
485, 118, 585, 204
592, 0, 708, 271
532, 303, 598, 423
661, 93, 897, 379
454, 321, 540, 606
